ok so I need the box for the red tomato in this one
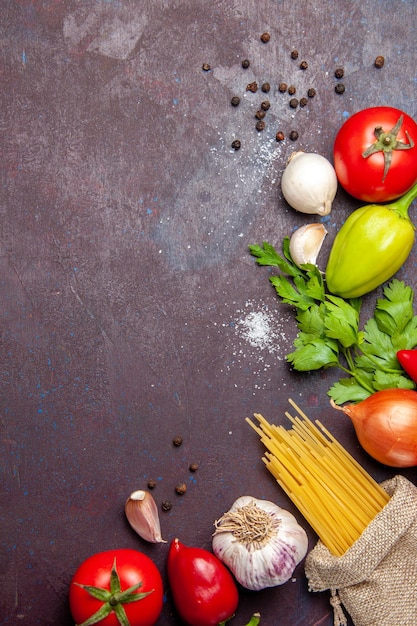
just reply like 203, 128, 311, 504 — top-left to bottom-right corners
167, 538, 239, 626
69, 549, 163, 626
334, 106, 417, 202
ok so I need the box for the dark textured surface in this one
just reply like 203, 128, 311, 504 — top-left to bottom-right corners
1, 1, 416, 624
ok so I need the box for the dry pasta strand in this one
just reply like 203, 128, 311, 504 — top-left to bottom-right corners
246, 400, 390, 556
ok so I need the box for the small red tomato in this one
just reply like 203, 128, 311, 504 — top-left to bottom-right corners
167, 538, 239, 626
69, 549, 163, 626
397, 350, 417, 384
334, 106, 417, 202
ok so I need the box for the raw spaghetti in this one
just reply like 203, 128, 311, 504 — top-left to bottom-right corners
246, 399, 390, 556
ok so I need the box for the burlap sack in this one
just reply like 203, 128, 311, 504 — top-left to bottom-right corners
305, 475, 417, 626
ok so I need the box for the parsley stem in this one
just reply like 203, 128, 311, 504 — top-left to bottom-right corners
337, 363, 375, 395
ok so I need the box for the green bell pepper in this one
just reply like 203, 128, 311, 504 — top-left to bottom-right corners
326, 182, 417, 298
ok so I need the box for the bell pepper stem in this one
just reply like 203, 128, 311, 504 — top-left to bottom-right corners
389, 181, 417, 221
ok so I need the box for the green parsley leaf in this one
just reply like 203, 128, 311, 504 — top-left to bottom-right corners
328, 377, 374, 404
270, 275, 315, 310
249, 242, 300, 276
325, 295, 360, 348
249, 239, 417, 404
287, 337, 339, 370
375, 279, 414, 335
295, 304, 327, 335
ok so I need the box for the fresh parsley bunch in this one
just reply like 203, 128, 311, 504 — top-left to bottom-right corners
249, 238, 417, 404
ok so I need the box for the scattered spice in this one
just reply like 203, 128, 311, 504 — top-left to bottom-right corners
291, 50, 299, 59
276, 131, 285, 141
175, 482, 187, 495
374, 55, 385, 68
147, 479, 157, 490
231, 95, 240, 107
334, 67, 344, 79
246, 81, 258, 93
161, 500, 172, 512
172, 435, 183, 447
260, 32, 270, 43
261, 100, 270, 111
256, 120, 266, 131
289, 130, 299, 141
299, 97, 308, 107
202, 63, 211, 71
335, 83, 345, 94
255, 109, 266, 120
241, 59, 250, 69
288, 85, 296, 95
231, 139, 241, 150
289, 98, 299, 109
261, 82, 271, 93
299, 60, 308, 70
307, 87, 316, 98
279, 82, 288, 93
189, 463, 199, 472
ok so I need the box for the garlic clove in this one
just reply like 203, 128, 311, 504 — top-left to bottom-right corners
289, 223, 327, 267
125, 490, 167, 543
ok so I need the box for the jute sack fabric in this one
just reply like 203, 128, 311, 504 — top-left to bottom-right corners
305, 475, 417, 626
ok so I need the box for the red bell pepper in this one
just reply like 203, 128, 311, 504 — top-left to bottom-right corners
397, 349, 417, 384
167, 538, 240, 626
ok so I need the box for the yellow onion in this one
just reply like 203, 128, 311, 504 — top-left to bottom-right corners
331, 388, 417, 467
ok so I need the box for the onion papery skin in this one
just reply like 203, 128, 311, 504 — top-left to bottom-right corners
335, 388, 417, 467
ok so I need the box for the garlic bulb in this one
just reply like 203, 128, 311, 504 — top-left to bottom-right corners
289, 223, 327, 267
125, 490, 166, 543
281, 151, 338, 215
212, 496, 308, 591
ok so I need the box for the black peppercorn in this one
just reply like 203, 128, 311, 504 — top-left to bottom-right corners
241, 59, 250, 69
147, 479, 157, 489
299, 60, 308, 70
161, 500, 172, 511
289, 98, 299, 109
299, 97, 308, 107
307, 87, 316, 98
374, 55, 385, 68
278, 82, 288, 93
231, 139, 241, 150
335, 83, 345, 94
172, 435, 183, 447
288, 85, 296, 95
202, 63, 211, 71
289, 130, 299, 141
261, 82, 270, 93
261, 100, 270, 111
260, 32, 270, 43
290, 50, 299, 59
334, 67, 344, 79
175, 482, 187, 495
189, 463, 199, 472
255, 109, 266, 120
230, 95, 240, 107
246, 81, 258, 93
276, 131, 285, 141
255, 120, 266, 131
